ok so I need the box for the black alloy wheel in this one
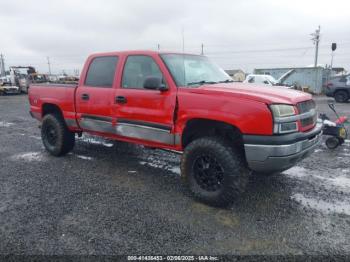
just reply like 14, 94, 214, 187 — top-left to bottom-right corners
193, 155, 224, 192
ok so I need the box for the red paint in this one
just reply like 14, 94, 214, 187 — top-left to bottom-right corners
29, 50, 314, 151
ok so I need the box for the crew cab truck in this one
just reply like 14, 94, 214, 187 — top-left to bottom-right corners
29, 51, 322, 207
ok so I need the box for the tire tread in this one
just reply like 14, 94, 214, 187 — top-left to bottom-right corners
181, 136, 250, 207
41, 114, 75, 156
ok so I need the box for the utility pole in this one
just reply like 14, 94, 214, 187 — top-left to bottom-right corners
311, 26, 321, 67
0, 54, 5, 77
47, 56, 52, 75
181, 26, 185, 53
201, 43, 204, 55
157, 44, 160, 51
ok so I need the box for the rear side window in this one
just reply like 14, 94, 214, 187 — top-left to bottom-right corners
85, 56, 118, 87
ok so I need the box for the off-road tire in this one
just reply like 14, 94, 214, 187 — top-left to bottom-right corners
41, 114, 75, 156
334, 91, 349, 103
252, 171, 279, 177
181, 137, 250, 207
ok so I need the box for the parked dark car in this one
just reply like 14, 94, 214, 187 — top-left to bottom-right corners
324, 75, 350, 103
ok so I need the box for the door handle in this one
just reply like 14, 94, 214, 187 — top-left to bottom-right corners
81, 93, 89, 100
115, 96, 127, 104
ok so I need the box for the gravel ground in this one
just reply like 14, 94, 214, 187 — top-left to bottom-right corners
0, 94, 349, 256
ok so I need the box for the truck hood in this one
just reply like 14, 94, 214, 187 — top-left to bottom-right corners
194, 83, 312, 104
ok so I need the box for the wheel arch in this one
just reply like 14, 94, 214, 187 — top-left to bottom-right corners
335, 88, 350, 95
42, 103, 64, 118
181, 118, 244, 152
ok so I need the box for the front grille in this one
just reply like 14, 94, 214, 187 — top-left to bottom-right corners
301, 114, 317, 127
297, 100, 316, 114
297, 100, 317, 129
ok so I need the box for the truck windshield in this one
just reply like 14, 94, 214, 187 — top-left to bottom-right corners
161, 54, 232, 87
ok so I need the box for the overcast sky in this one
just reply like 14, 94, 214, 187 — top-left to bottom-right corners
1, 0, 349, 75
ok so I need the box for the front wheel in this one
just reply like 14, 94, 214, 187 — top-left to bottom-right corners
334, 91, 349, 103
181, 137, 250, 207
41, 114, 75, 156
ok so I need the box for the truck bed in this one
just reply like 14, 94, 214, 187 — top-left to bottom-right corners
28, 83, 78, 127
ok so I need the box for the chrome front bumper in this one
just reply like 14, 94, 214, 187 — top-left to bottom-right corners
244, 122, 322, 173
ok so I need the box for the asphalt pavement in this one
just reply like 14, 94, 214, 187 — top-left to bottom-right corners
0, 94, 349, 256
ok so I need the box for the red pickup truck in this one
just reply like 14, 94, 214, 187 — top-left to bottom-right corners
29, 50, 322, 206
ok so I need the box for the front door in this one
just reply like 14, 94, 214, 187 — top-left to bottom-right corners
114, 54, 177, 145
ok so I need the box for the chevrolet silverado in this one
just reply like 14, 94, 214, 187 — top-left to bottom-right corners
29, 51, 322, 206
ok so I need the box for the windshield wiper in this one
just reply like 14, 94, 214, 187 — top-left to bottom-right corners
187, 80, 218, 86
218, 79, 234, 83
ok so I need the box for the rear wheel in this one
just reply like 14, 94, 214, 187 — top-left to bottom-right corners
325, 137, 340, 149
334, 91, 348, 103
181, 137, 250, 207
41, 114, 75, 156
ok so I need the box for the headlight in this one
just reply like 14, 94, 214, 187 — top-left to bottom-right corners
270, 104, 298, 134
270, 104, 295, 117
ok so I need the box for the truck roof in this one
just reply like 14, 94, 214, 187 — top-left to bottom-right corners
87, 50, 203, 58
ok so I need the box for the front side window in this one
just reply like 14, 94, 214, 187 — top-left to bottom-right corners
161, 54, 232, 87
122, 55, 163, 89
85, 56, 118, 87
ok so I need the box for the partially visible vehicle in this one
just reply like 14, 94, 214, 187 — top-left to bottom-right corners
324, 74, 350, 103
0, 75, 11, 85
47, 75, 59, 82
244, 70, 296, 89
28, 73, 49, 84
57, 75, 79, 84
320, 103, 348, 149
9, 66, 37, 93
244, 74, 278, 85
0, 82, 20, 95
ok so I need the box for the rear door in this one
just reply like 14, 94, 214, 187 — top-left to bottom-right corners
114, 54, 177, 145
75, 56, 119, 134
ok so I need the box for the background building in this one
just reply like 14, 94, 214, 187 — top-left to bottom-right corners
254, 67, 330, 94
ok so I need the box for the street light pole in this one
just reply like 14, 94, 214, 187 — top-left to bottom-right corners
330, 43, 337, 77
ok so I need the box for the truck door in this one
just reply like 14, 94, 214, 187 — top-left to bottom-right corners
75, 56, 119, 134
114, 54, 177, 145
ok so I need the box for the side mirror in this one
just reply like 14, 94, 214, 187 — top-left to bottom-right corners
143, 76, 168, 91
